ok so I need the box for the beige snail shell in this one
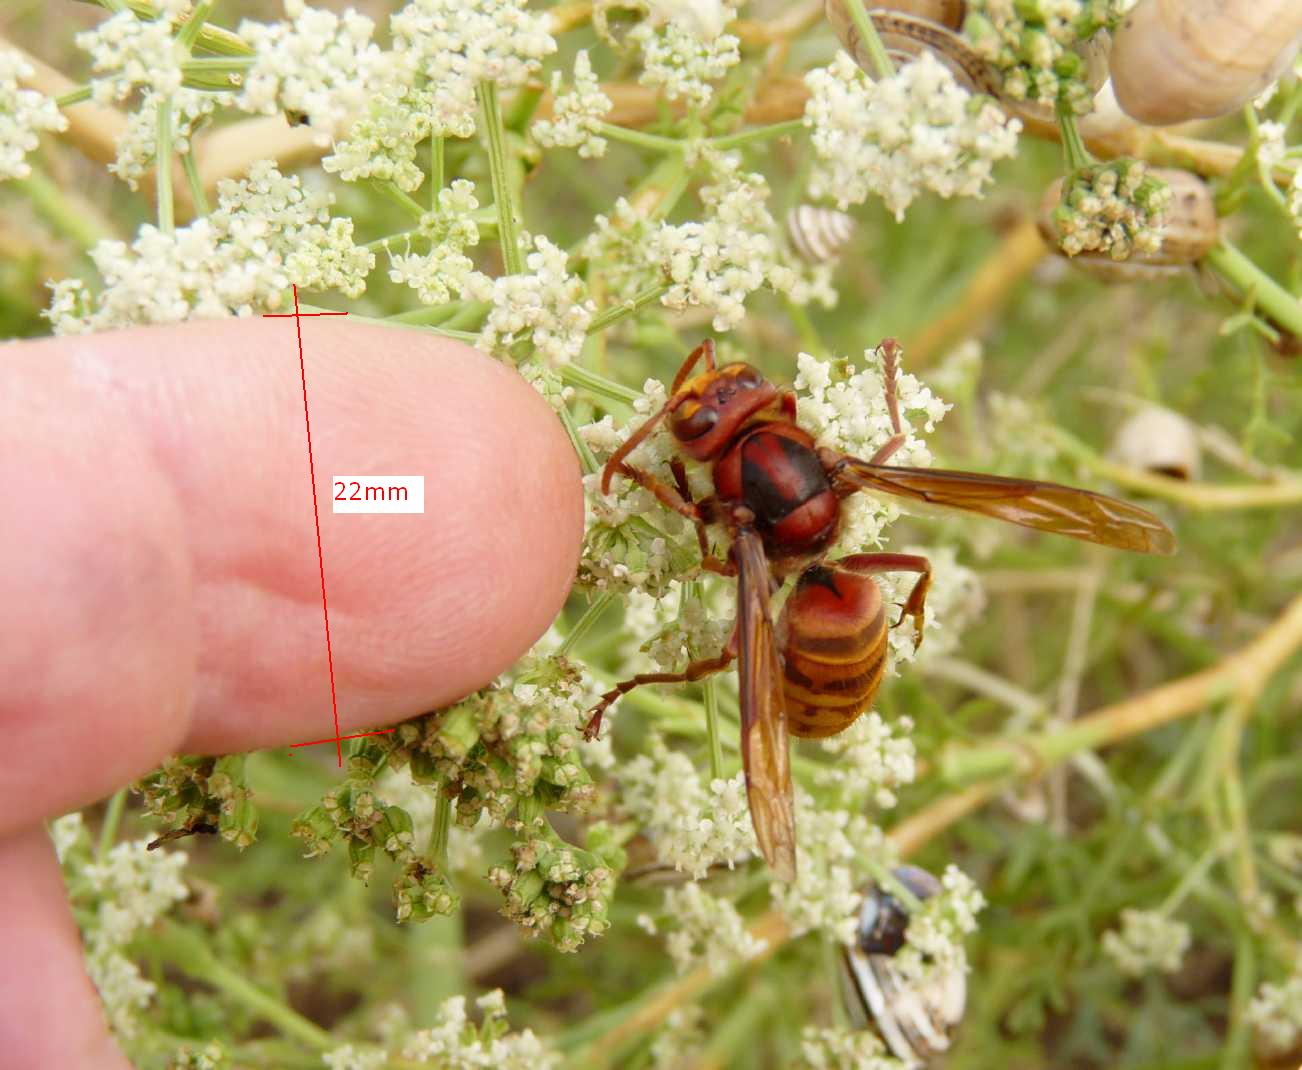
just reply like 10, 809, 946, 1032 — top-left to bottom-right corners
838, 867, 966, 1069
1110, 0, 1302, 126
824, 1, 1001, 96
787, 204, 856, 264
1111, 406, 1202, 481
1036, 167, 1218, 282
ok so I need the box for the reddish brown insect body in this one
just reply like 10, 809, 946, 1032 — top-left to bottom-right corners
589, 338, 1176, 882
779, 554, 928, 739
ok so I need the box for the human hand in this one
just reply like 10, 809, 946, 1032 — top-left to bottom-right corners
0, 319, 583, 1066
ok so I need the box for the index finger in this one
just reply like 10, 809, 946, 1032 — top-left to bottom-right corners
0, 319, 583, 835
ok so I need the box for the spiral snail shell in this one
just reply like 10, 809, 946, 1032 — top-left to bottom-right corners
838, 866, 966, 1068
1110, 0, 1302, 126
1111, 406, 1202, 481
1037, 167, 1218, 282
824, 1, 1001, 96
787, 204, 856, 264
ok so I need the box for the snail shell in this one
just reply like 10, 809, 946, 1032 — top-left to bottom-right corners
1036, 167, 1218, 281
787, 204, 856, 264
1110, 0, 1302, 125
1112, 406, 1202, 481
824, 1, 1001, 96
839, 866, 966, 1068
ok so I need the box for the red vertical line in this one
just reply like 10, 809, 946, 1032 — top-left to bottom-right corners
292, 284, 343, 767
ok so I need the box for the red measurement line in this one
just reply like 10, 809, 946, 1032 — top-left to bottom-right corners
264, 285, 348, 766
263, 311, 349, 317
290, 728, 397, 749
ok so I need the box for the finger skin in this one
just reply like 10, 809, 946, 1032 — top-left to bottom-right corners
0, 827, 134, 1070
0, 319, 583, 836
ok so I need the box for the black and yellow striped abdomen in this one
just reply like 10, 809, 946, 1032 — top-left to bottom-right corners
780, 565, 888, 739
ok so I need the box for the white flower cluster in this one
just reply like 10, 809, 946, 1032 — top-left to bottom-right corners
892, 864, 985, 985
1051, 160, 1171, 260
879, 544, 985, 667
648, 154, 777, 330
76, 3, 188, 104
323, 83, 437, 190
814, 712, 917, 809
473, 235, 594, 367
171, 1041, 227, 1069
1100, 908, 1191, 977
586, 160, 840, 328
964, 0, 1126, 113
628, 0, 740, 109
648, 1006, 706, 1068
533, 51, 612, 158
1247, 974, 1302, 1056
323, 1045, 387, 1070
803, 51, 1020, 220
618, 735, 755, 877
772, 792, 889, 944
236, 0, 386, 145
401, 990, 560, 1068
110, 89, 216, 190
52, 814, 189, 1037
391, 0, 556, 140
650, 881, 770, 975
0, 47, 68, 182
385, 180, 483, 305
619, 582, 732, 674
284, 906, 375, 983
46, 161, 373, 333
576, 379, 705, 596
800, 1025, 904, 1070
793, 347, 951, 555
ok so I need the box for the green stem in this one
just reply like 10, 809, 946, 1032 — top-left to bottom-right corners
845, 0, 894, 79
156, 96, 174, 233
55, 85, 93, 108
1204, 238, 1302, 339
430, 136, 445, 208
586, 282, 669, 334
1056, 101, 1093, 172
13, 171, 109, 248
685, 582, 725, 782
593, 121, 683, 153
1158, 840, 1226, 916
180, 151, 209, 215
559, 362, 644, 406
707, 118, 805, 151
84, 0, 254, 54
156, 923, 334, 1050
477, 81, 525, 276
373, 180, 426, 220
97, 789, 128, 864
176, 0, 216, 50
557, 399, 600, 475
559, 593, 615, 657
859, 853, 923, 912
429, 786, 452, 871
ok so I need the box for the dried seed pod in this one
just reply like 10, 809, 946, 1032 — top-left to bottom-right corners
1112, 406, 1202, 481
1110, 0, 1302, 126
1037, 167, 1218, 281
824, 1, 1001, 96
787, 204, 856, 264
839, 866, 966, 1068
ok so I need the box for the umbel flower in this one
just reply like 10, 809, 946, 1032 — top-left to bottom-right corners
532, 50, 613, 158
964, 0, 1129, 114
627, 0, 741, 109
1101, 907, 1192, 977
110, 89, 217, 190
0, 46, 68, 182
75, 0, 189, 103
803, 50, 1021, 219
45, 161, 373, 332
236, 0, 387, 145
1050, 159, 1172, 260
